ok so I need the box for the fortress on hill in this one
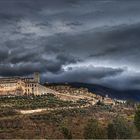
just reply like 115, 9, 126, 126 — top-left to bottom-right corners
0, 73, 53, 96
0, 72, 124, 105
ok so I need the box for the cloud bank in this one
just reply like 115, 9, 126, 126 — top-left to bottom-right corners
0, 0, 140, 89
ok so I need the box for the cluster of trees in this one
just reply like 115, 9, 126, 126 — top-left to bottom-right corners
84, 117, 132, 139
0, 94, 79, 110
84, 104, 140, 139
0, 108, 18, 117
84, 119, 106, 139
107, 117, 132, 139
60, 126, 72, 139
134, 105, 140, 131
0, 117, 22, 130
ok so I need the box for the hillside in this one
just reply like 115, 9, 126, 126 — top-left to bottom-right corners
45, 83, 140, 101
0, 95, 138, 139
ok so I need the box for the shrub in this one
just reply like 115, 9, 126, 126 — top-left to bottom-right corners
61, 126, 72, 139
107, 116, 132, 139
84, 119, 106, 139
0, 108, 18, 117
134, 105, 140, 131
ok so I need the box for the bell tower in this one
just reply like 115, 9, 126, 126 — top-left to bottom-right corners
34, 72, 40, 83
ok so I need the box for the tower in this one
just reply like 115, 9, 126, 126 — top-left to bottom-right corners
34, 72, 40, 83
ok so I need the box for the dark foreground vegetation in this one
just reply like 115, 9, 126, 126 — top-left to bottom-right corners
0, 95, 140, 139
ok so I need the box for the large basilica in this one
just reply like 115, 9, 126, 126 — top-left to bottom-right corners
0, 73, 53, 96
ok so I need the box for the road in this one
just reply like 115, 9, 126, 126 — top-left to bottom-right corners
19, 103, 94, 114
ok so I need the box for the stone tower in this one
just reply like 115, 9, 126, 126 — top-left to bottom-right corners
34, 72, 40, 83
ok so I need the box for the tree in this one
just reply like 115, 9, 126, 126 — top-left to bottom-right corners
107, 123, 116, 139
134, 105, 140, 131
96, 100, 104, 106
61, 126, 72, 139
126, 99, 135, 108
107, 116, 132, 139
84, 119, 106, 139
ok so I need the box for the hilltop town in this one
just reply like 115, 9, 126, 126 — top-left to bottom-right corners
45, 83, 126, 106
0, 72, 126, 107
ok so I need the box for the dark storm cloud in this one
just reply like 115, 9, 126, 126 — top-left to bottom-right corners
99, 71, 140, 90
46, 66, 125, 83
129, 75, 140, 86
0, 63, 43, 76
56, 54, 80, 64
0, 49, 9, 62
0, 0, 140, 89
89, 23, 140, 59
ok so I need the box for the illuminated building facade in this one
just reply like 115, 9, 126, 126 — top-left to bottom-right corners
0, 73, 50, 96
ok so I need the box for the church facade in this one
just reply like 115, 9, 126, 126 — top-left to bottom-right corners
0, 73, 52, 96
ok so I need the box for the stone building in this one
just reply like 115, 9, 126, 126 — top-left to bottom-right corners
0, 73, 54, 96
102, 95, 115, 105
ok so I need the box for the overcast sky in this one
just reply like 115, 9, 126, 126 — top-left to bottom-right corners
0, 0, 140, 90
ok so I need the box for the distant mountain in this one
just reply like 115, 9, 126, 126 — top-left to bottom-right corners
46, 82, 140, 101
